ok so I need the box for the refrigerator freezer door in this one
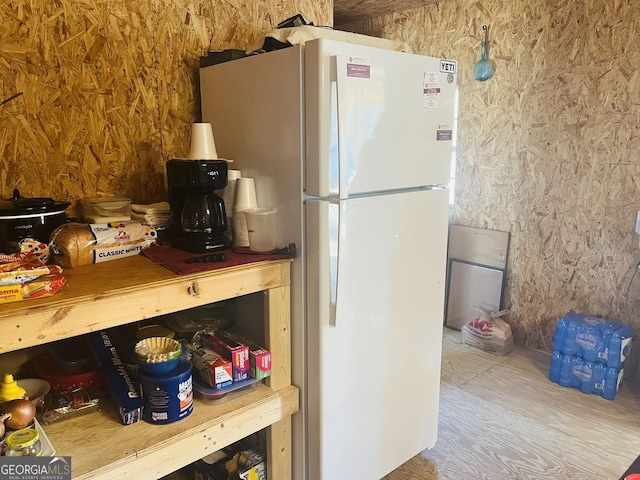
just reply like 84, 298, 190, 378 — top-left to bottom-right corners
200, 49, 309, 480
305, 38, 457, 198
305, 187, 449, 480
199, 47, 305, 245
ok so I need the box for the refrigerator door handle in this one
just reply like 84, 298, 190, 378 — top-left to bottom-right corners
329, 201, 347, 327
332, 55, 349, 200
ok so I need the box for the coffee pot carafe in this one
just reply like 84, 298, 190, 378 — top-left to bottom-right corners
180, 195, 226, 235
167, 159, 230, 253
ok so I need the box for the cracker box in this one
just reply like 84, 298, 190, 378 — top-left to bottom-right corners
204, 332, 250, 382
191, 346, 233, 389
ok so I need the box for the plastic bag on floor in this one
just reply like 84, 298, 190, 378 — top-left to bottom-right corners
461, 306, 513, 355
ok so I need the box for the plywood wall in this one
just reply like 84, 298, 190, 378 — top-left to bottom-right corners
0, 0, 331, 210
341, 0, 640, 350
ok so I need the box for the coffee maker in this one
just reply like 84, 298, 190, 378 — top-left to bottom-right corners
167, 159, 230, 253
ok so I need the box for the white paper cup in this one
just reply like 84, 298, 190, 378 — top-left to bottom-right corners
221, 169, 242, 213
234, 177, 257, 210
245, 207, 277, 253
232, 177, 258, 247
189, 123, 218, 160
233, 210, 250, 247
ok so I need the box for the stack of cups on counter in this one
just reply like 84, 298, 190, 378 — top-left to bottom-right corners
224, 176, 277, 252
220, 169, 242, 244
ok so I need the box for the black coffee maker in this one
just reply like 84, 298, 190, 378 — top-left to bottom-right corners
167, 159, 230, 253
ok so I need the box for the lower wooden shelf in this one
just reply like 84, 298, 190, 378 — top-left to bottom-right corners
43, 383, 299, 479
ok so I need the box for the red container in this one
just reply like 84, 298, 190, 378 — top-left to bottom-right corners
32, 351, 104, 392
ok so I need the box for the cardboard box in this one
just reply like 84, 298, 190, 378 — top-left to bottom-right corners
204, 332, 250, 382
238, 447, 267, 480
247, 344, 271, 380
222, 332, 271, 380
91, 331, 144, 425
191, 347, 233, 389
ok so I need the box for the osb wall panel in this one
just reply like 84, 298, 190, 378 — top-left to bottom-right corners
341, 1, 640, 351
0, 0, 331, 209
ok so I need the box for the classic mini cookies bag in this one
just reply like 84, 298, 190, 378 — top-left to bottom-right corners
50, 221, 157, 267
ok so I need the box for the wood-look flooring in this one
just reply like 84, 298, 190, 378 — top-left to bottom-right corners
383, 328, 640, 480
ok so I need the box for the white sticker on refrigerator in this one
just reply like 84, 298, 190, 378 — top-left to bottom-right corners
424, 72, 440, 111
347, 56, 370, 78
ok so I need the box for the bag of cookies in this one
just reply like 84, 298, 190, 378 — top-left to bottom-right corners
50, 222, 157, 267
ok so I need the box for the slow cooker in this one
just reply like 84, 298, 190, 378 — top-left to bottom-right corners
0, 189, 70, 254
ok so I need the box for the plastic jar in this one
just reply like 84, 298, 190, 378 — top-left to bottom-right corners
5, 428, 42, 456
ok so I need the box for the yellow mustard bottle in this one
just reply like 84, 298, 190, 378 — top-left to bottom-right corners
0, 374, 27, 403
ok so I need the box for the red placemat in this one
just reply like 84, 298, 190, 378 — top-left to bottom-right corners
141, 243, 295, 275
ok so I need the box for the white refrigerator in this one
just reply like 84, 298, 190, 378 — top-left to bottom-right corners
200, 37, 457, 480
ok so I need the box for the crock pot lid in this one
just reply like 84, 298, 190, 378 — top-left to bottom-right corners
0, 189, 70, 215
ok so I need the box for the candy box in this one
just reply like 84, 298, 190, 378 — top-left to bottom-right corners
203, 332, 250, 382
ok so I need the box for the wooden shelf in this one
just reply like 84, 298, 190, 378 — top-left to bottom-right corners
46, 383, 298, 479
0, 255, 297, 479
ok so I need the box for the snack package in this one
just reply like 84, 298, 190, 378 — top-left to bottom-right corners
0, 252, 50, 286
0, 253, 67, 304
50, 221, 157, 267
41, 387, 100, 425
17, 238, 51, 263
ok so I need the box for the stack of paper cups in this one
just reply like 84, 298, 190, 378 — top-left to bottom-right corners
221, 170, 242, 244
233, 177, 258, 247
221, 170, 242, 218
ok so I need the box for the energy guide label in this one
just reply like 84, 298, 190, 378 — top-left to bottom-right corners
347, 56, 370, 78
424, 72, 440, 111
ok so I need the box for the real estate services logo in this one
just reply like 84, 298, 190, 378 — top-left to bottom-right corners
0, 456, 71, 480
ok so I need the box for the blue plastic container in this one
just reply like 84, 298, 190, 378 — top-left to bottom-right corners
552, 310, 633, 369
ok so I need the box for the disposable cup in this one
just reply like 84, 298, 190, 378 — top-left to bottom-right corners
189, 123, 218, 160
234, 177, 257, 210
233, 177, 258, 247
221, 170, 242, 214
245, 208, 277, 253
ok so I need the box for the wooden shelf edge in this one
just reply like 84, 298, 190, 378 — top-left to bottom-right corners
0, 258, 292, 354
73, 385, 298, 480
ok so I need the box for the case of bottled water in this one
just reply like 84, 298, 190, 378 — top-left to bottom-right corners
548, 350, 623, 400
549, 310, 633, 400
551, 310, 633, 369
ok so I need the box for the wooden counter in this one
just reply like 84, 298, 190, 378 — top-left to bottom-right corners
0, 255, 298, 480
